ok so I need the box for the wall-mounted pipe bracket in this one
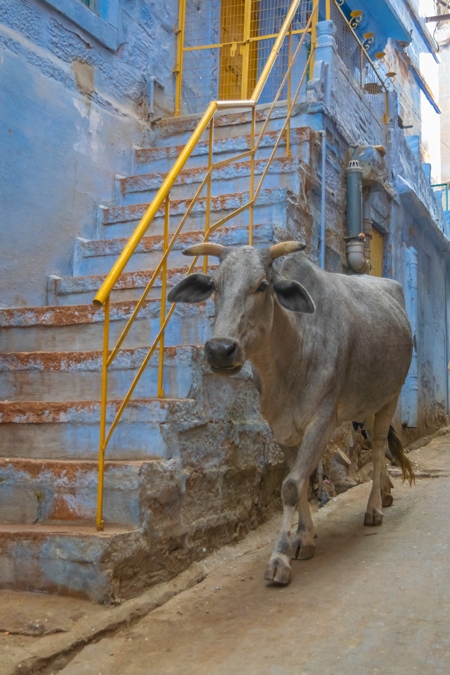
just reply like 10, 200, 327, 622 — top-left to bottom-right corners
146, 75, 165, 116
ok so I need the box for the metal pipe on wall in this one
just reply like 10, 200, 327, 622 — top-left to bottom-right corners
346, 159, 362, 238
346, 158, 369, 273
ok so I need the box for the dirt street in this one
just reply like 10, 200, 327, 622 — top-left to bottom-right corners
55, 434, 450, 675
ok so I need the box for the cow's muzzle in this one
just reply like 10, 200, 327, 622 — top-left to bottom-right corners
204, 338, 244, 375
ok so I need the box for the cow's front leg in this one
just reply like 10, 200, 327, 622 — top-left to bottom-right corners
264, 414, 336, 585
263, 476, 298, 584
263, 444, 299, 584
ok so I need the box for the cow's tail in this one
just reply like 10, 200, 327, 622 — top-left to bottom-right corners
388, 425, 415, 485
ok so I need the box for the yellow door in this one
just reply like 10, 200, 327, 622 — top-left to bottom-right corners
370, 228, 383, 277
219, 0, 258, 100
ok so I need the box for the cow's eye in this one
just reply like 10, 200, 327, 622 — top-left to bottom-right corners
256, 280, 269, 293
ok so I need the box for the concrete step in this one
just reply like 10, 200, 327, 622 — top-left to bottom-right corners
133, 126, 311, 174
0, 457, 154, 526
0, 522, 139, 602
0, 397, 199, 461
96, 186, 289, 240
154, 101, 306, 146
75, 221, 276, 276
0, 300, 213, 352
0, 345, 202, 402
48, 264, 219, 306
118, 155, 300, 206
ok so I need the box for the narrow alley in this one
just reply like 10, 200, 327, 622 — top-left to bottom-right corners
3, 431, 447, 675
58, 431, 450, 675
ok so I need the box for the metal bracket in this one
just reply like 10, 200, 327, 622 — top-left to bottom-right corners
145, 75, 165, 116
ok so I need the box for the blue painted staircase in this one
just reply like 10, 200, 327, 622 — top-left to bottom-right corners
0, 106, 313, 601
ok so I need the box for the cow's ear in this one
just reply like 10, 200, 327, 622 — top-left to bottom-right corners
273, 280, 315, 314
168, 273, 214, 303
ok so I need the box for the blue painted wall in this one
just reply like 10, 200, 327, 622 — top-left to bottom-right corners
0, 0, 177, 307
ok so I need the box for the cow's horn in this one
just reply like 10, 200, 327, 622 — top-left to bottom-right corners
269, 241, 306, 260
183, 243, 229, 259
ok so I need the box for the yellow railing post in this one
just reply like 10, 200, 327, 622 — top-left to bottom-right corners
310, 0, 319, 77
286, 25, 292, 158
96, 294, 110, 532
158, 197, 170, 398
204, 119, 214, 273
174, 0, 186, 117
241, 0, 253, 99
325, 0, 331, 21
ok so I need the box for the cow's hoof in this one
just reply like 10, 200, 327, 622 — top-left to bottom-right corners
382, 493, 394, 507
298, 544, 315, 560
291, 538, 315, 560
364, 509, 383, 526
264, 554, 292, 585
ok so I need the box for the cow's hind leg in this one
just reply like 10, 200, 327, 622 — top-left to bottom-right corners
364, 399, 397, 526
291, 487, 315, 560
381, 464, 394, 507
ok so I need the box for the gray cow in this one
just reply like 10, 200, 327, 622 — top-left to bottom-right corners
168, 241, 414, 585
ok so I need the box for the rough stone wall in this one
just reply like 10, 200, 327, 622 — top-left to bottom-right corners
329, 56, 386, 148
111, 365, 287, 600
385, 40, 423, 137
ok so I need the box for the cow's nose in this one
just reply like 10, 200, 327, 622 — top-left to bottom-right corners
205, 338, 241, 369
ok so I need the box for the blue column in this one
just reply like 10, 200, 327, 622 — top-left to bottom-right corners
402, 246, 419, 428
307, 20, 337, 107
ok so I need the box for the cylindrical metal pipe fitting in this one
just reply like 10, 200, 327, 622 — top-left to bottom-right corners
346, 159, 363, 238
347, 239, 370, 273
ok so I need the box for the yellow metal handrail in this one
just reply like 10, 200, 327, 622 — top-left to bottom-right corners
94, 0, 319, 530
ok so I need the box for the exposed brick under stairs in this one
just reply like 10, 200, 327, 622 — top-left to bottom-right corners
0, 107, 313, 601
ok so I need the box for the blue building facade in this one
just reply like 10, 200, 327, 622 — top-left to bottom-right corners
1, 0, 450, 599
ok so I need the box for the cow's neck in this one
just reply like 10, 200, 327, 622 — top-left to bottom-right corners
250, 300, 307, 435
